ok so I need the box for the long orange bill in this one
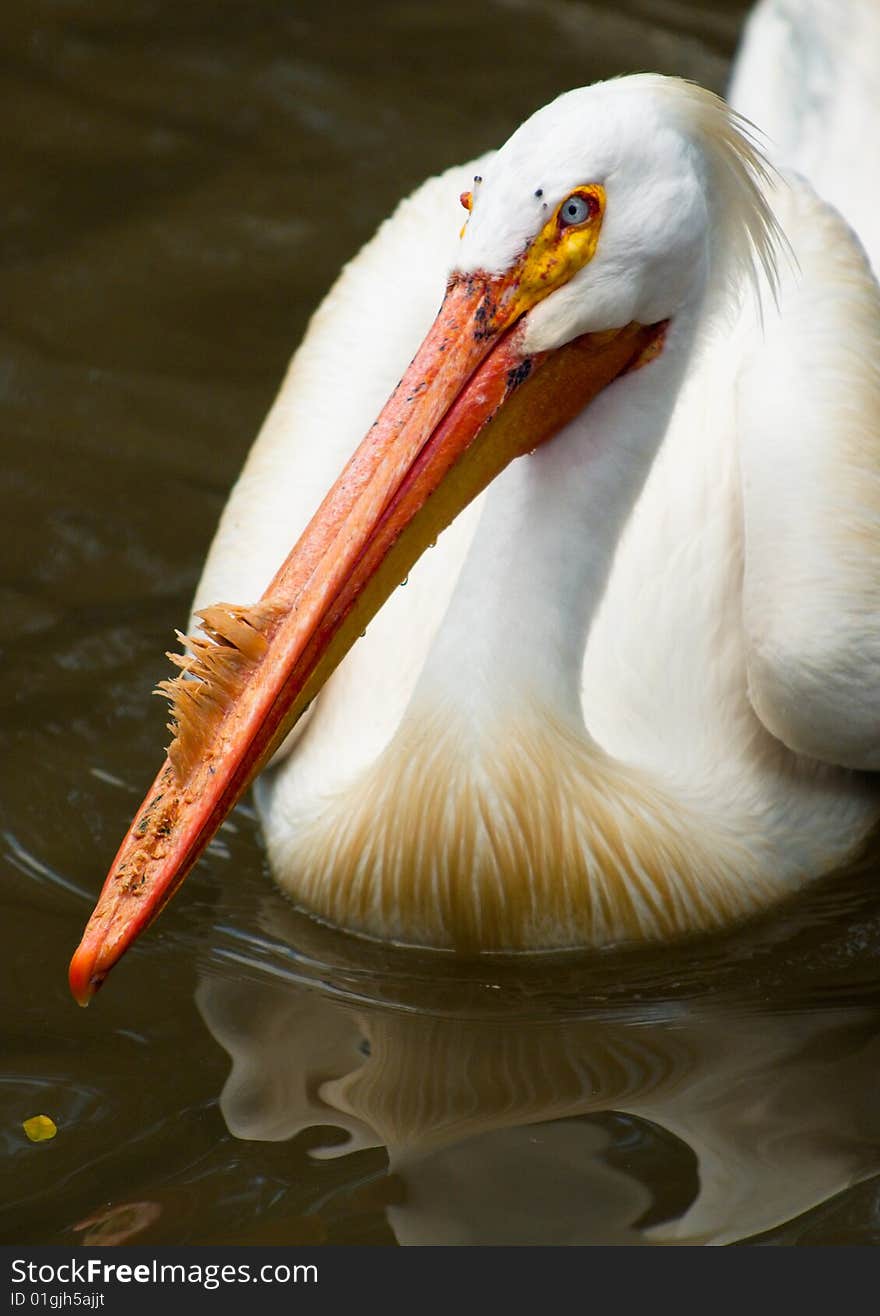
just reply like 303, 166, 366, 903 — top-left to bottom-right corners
69, 267, 665, 1004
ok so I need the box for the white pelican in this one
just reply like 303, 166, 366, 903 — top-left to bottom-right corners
70, 8, 880, 1002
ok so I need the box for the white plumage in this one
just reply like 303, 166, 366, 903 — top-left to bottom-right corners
184, 1, 880, 948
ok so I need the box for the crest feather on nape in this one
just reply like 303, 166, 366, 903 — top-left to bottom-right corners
636, 74, 791, 317
155, 599, 283, 782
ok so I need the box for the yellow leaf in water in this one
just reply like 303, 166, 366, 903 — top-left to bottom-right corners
23, 1115, 57, 1143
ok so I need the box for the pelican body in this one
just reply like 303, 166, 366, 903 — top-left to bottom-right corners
70, 0, 880, 1002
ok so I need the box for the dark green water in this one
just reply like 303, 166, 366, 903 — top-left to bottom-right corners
3, 0, 880, 1246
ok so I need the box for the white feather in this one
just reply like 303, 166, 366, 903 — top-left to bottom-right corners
192, 39, 880, 948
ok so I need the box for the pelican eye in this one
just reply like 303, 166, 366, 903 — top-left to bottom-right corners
558, 193, 594, 227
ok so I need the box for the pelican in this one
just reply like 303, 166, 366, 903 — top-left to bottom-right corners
70, 0, 880, 1003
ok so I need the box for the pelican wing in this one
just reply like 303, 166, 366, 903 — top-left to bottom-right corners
737, 177, 880, 768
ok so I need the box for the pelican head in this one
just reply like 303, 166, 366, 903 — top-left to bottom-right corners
69, 75, 782, 1002
460, 76, 779, 343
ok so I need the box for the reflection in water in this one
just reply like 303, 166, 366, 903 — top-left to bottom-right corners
197, 883, 880, 1245
73, 1201, 162, 1246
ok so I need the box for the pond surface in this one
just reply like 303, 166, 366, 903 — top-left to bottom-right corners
3, 0, 880, 1246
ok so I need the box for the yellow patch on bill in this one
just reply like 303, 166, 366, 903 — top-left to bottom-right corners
497, 183, 606, 330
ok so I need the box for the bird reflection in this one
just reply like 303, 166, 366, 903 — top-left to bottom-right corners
196, 873, 880, 1246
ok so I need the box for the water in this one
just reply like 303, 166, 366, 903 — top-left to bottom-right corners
3, 0, 880, 1246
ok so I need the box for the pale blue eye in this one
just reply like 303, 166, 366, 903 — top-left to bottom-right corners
560, 195, 591, 226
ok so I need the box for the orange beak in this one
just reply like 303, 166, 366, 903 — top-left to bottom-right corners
69, 267, 664, 1005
